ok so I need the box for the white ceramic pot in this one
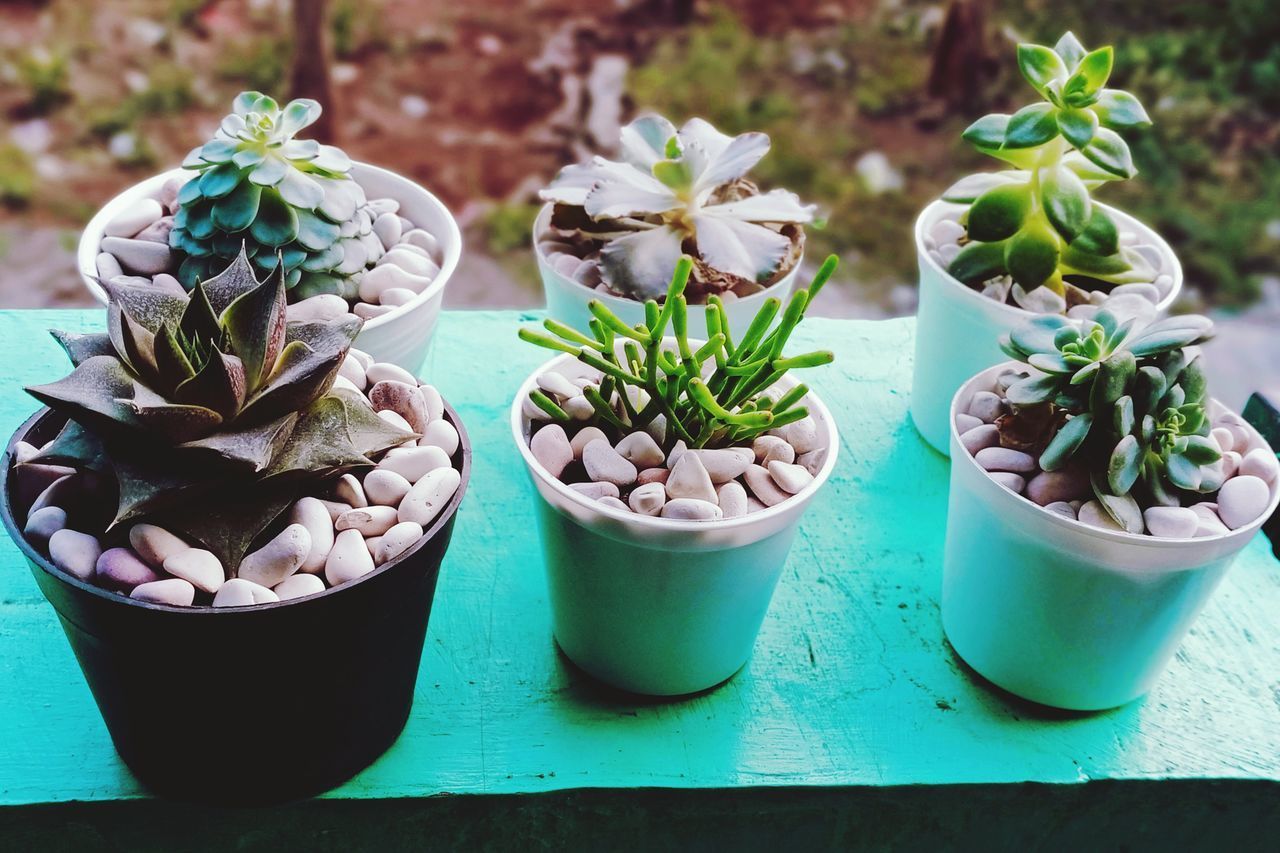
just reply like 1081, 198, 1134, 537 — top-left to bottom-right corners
943, 364, 1279, 711
910, 199, 1182, 456
78, 163, 462, 373
510, 347, 838, 696
533, 204, 803, 339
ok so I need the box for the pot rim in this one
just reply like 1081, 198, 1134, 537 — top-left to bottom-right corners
532, 202, 804, 310
915, 197, 1184, 320
78, 162, 463, 332
509, 342, 839, 533
1, 398, 472, 615
949, 361, 1280, 550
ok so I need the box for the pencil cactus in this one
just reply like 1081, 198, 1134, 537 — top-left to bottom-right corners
519, 254, 837, 450
169, 91, 374, 300
943, 33, 1156, 306
540, 115, 815, 301
25, 250, 413, 566
998, 310, 1218, 530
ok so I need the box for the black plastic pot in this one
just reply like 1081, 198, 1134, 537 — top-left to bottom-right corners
0, 403, 471, 804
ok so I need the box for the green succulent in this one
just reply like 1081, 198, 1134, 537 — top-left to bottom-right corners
943, 33, 1156, 308
999, 310, 1218, 531
518, 254, 837, 451
170, 91, 374, 301
25, 250, 413, 567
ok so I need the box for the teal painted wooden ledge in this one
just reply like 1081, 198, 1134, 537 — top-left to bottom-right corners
1, 310, 1278, 845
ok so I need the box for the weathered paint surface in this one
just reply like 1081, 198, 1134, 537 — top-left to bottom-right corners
1, 310, 1278, 810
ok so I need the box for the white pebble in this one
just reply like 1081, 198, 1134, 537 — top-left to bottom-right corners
536, 371, 579, 401
398, 466, 461, 527
288, 294, 350, 323
570, 427, 608, 458
567, 481, 619, 500
373, 211, 403, 248
48, 529, 101, 581
364, 469, 413, 506
960, 424, 1000, 456
1189, 503, 1230, 537
1217, 475, 1271, 529
1043, 501, 1077, 520
401, 228, 439, 257
744, 464, 789, 507
335, 473, 368, 508
752, 435, 795, 466
1143, 506, 1198, 539
238, 524, 311, 588
336, 505, 400, 536
769, 417, 819, 453
666, 452, 718, 503
379, 287, 418, 307
358, 263, 432, 303
104, 198, 163, 238
369, 380, 430, 432
375, 521, 423, 565
290, 497, 335, 574
987, 472, 1026, 493
717, 481, 748, 518
274, 573, 326, 601
130, 578, 195, 607
366, 361, 418, 386
615, 431, 666, 469
381, 445, 451, 482
628, 482, 667, 516
326, 529, 376, 586
338, 356, 367, 391
564, 396, 594, 420
213, 577, 278, 607
968, 392, 1003, 423
768, 460, 814, 495
531, 424, 573, 478
354, 303, 395, 320
598, 496, 630, 512
95, 252, 123, 281
24, 505, 67, 551
1078, 500, 1124, 531
582, 439, 637, 486
1240, 449, 1279, 483
693, 447, 754, 484
660, 498, 723, 521
975, 447, 1037, 474
954, 413, 982, 434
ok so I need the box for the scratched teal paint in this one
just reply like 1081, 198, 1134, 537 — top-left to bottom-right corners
0, 310, 1277, 806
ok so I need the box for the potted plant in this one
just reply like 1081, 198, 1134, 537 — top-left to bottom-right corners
944, 309, 1279, 710
1, 254, 470, 801
511, 254, 839, 696
535, 114, 816, 339
911, 33, 1183, 454
78, 91, 461, 370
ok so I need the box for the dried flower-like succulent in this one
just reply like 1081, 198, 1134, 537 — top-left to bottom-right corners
25, 250, 412, 565
170, 91, 372, 300
943, 33, 1155, 309
998, 310, 1218, 530
541, 115, 815, 301
519, 254, 837, 450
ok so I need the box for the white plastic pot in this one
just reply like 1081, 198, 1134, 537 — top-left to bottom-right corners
533, 203, 803, 339
78, 163, 462, 372
510, 347, 838, 696
910, 199, 1182, 456
943, 363, 1280, 711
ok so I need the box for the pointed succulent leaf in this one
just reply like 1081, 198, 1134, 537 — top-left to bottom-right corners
1007, 373, 1062, 406
1091, 473, 1144, 532
1080, 127, 1136, 179
50, 330, 114, 367
1107, 434, 1142, 495
1004, 103, 1060, 149
1063, 47, 1113, 103
1040, 412, 1092, 471
141, 481, 297, 570
152, 323, 196, 392
619, 115, 677, 169
124, 383, 224, 442
173, 351, 247, 418
331, 388, 420, 457
1053, 32, 1087, 66
1092, 89, 1151, 129
962, 113, 1010, 149
599, 225, 686, 300
238, 316, 359, 424
1127, 315, 1214, 357
262, 394, 374, 480
220, 271, 287, 391
1057, 108, 1098, 150
689, 215, 790, 282
705, 189, 816, 224
177, 412, 297, 471
30, 419, 109, 472
1017, 43, 1068, 92
1009, 313, 1073, 356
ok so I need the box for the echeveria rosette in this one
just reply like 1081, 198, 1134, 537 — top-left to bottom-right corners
25, 250, 413, 567
541, 115, 816, 300
170, 91, 368, 300
997, 310, 1218, 531
942, 33, 1156, 309
518, 254, 838, 452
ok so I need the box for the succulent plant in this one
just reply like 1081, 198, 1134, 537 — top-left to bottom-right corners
942, 33, 1156, 311
519, 254, 837, 451
170, 91, 379, 301
540, 115, 816, 302
25, 250, 413, 567
998, 310, 1219, 531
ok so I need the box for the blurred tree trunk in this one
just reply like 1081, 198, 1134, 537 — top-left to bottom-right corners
928, 0, 990, 111
288, 0, 336, 142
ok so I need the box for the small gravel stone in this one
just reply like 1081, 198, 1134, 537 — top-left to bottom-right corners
752, 435, 795, 466
797, 447, 827, 476
531, 424, 573, 478
535, 371, 579, 401
661, 498, 723, 521
628, 482, 667, 516
988, 472, 1026, 494
1189, 503, 1230, 537
582, 439, 637, 486
213, 577, 278, 607
1211, 427, 1237, 454
419, 385, 445, 422
954, 413, 983, 434
717, 481, 748, 518
359, 263, 432, 303
15, 461, 75, 508
931, 219, 965, 245
637, 467, 669, 485
365, 361, 418, 386
1025, 469, 1090, 506
24, 506, 67, 551
381, 445, 451, 482
666, 440, 688, 469
976, 447, 1037, 474
768, 460, 813, 495
402, 229, 439, 257
960, 424, 1000, 456
598, 496, 630, 511
568, 481, 619, 500
96, 547, 161, 593
130, 578, 195, 606
100, 236, 172, 275
1078, 500, 1123, 531
373, 211, 403, 248
338, 356, 367, 391
1143, 506, 1199, 539
1043, 501, 1077, 520
336, 505, 399, 536
1240, 448, 1279, 483
104, 198, 163, 238
744, 464, 790, 507
290, 497, 335, 574
335, 473, 368, 508
769, 416, 819, 453
377, 409, 417, 440
666, 452, 717, 503
364, 469, 413, 506
317, 499, 353, 523
693, 447, 754, 484
968, 392, 1003, 423
288, 294, 350, 323
1217, 475, 1271, 529
1221, 450, 1242, 479
96, 252, 123, 281
326, 529, 377, 586
163, 548, 224, 594
419, 420, 460, 455
615, 431, 666, 468
569, 426, 607, 459
564, 396, 594, 420
375, 521, 423, 565
238, 524, 311, 588
370, 380, 430, 432
128, 523, 189, 568
48, 529, 101, 581
379, 287, 417, 307
398, 466, 461, 526
274, 573, 326, 601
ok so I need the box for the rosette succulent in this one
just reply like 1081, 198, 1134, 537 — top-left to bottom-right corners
998, 310, 1219, 531
170, 91, 379, 301
519, 254, 837, 450
943, 33, 1156, 311
540, 115, 816, 301
24, 250, 413, 566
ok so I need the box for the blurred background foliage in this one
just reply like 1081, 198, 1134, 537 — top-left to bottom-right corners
0, 0, 1276, 314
